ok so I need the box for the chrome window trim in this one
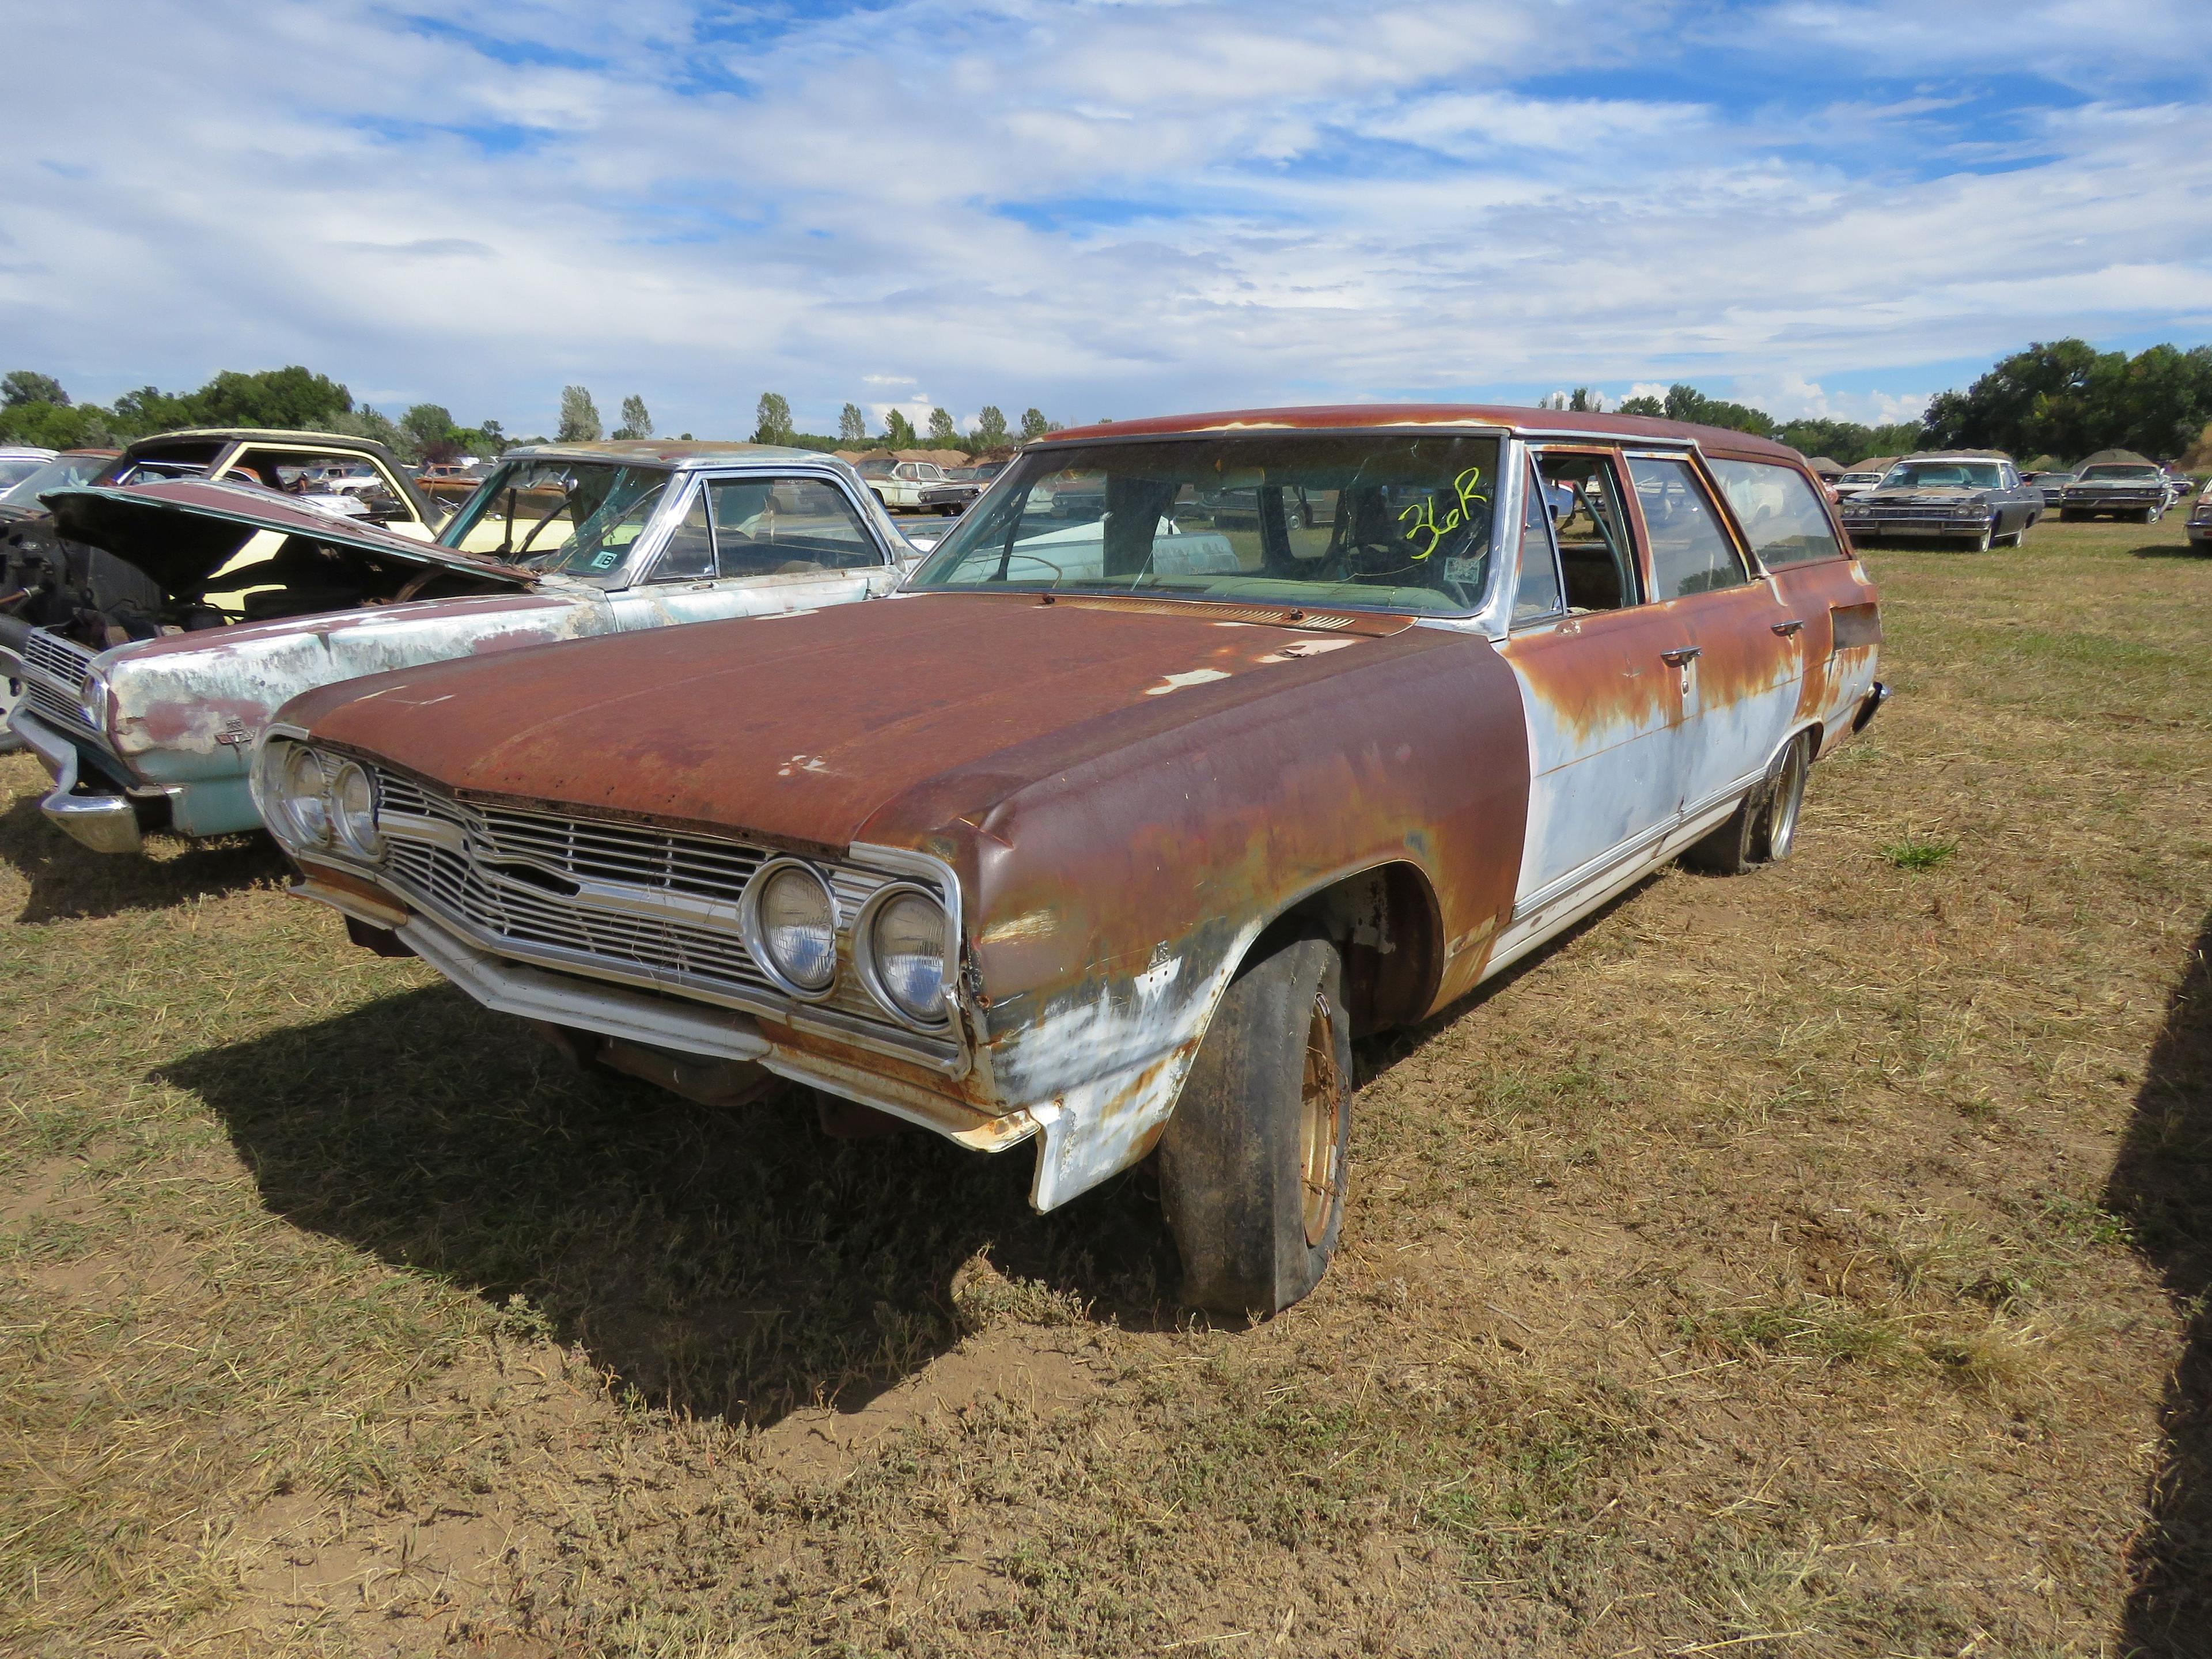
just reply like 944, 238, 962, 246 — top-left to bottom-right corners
630, 462, 899, 585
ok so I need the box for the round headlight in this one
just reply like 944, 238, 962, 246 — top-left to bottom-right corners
279, 744, 331, 846
865, 888, 949, 1025
331, 760, 382, 860
747, 861, 837, 993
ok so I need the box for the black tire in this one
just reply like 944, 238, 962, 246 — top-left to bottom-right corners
2059, 509, 2080, 522
1682, 731, 1812, 874
1961, 522, 1993, 552
1158, 935, 1350, 1316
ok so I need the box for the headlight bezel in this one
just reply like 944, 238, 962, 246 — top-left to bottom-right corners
855, 881, 954, 1030
329, 759, 384, 862
276, 741, 334, 848
740, 857, 841, 999
75, 666, 113, 733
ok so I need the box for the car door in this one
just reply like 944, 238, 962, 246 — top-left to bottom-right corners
1493, 446, 1696, 914
618, 472, 897, 630
1624, 452, 1804, 823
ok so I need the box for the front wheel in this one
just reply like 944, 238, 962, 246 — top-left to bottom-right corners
1961, 522, 1993, 552
1158, 935, 1351, 1316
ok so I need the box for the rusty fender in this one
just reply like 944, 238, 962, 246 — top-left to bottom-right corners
889, 626, 1530, 1212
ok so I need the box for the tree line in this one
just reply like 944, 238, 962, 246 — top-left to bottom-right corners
6, 340, 2206, 475
749, 393, 1062, 456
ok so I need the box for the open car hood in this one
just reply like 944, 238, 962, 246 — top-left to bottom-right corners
41, 479, 536, 595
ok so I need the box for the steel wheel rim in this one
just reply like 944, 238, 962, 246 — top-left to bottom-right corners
1299, 989, 1342, 1248
1769, 743, 1806, 858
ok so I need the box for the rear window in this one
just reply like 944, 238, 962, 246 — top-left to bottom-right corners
1708, 459, 1844, 569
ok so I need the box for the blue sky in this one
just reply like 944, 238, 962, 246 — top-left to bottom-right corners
2, 0, 2206, 440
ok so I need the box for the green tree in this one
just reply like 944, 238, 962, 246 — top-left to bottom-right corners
973, 404, 1007, 447
3, 371, 67, 408
1616, 393, 1662, 416
1019, 407, 1049, 441
927, 406, 956, 445
558, 386, 603, 443
401, 403, 455, 457
882, 408, 917, 448
753, 392, 793, 445
325, 406, 408, 453
189, 366, 353, 429
838, 403, 866, 444
1567, 387, 1600, 412
616, 394, 654, 441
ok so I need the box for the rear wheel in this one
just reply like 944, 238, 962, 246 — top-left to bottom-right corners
1158, 935, 1350, 1316
1683, 731, 1813, 875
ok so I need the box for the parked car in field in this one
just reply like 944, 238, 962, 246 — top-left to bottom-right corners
0, 448, 119, 522
1837, 452, 2041, 550
1830, 467, 1888, 501
258, 404, 1884, 1315
2061, 460, 2174, 522
2187, 481, 2211, 552
0, 446, 57, 492
855, 458, 977, 515
2024, 469, 2076, 508
1, 441, 914, 854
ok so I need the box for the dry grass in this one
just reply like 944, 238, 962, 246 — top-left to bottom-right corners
2, 512, 2210, 1656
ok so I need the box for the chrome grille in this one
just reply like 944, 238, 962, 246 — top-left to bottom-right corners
366, 763, 914, 1028
22, 678, 88, 733
22, 629, 95, 692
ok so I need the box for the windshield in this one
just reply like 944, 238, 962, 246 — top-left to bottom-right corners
0, 452, 109, 506
0, 458, 49, 491
909, 433, 1503, 615
1880, 461, 2001, 490
2078, 465, 2161, 481
440, 459, 671, 585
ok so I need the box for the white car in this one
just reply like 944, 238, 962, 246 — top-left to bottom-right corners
854, 458, 979, 515
0, 446, 56, 494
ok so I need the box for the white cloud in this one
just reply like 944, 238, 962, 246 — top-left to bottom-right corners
0, 0, 2203, 438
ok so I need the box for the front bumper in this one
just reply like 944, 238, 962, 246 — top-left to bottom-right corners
9, 707, 147, 854
1842, 517, 1990, 539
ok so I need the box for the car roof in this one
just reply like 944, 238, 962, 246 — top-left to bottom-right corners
495, 438, 832, 472
1036, 403, 1810, 463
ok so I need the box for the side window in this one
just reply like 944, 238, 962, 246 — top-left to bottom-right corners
650, 487, 716, 581
1533, 450, 1637, 612
1707, 459, 1843, 570
707, 477, 882, 577
1512, 457, 1564, 623
1628, 456, 1749, 600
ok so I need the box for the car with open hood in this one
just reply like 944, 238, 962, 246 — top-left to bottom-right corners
259, 404, 1885, 1314
2, 440, 915, 854
2060, 455, 2175, 522
1835, 451, 2041, 551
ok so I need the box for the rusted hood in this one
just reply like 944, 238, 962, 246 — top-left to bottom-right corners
290, 592, 1456, 853
43, 480, 534, 594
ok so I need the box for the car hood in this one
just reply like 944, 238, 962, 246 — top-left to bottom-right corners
1855, 486, 1990, 505
292, 590, 1444, 854
42, 479, 535, 594
2067, 476, 2161, 490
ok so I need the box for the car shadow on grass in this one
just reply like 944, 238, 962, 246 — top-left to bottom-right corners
2107, 912, 2212, 1653
2131, 543, 2207, 560
162, 984, 1177, 1429
0, 789, 287, 924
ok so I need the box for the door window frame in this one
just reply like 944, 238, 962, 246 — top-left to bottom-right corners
1619, 447, 1758, 596
636, 469, 895, 584
1525, 443, 1648, 614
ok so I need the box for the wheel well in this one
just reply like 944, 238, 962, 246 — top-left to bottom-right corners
1258, 862, 1442, 1039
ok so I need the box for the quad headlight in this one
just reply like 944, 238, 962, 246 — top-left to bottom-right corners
742, 859, 839, 995
858, 885, 951, 1027
262, 741, 385, 860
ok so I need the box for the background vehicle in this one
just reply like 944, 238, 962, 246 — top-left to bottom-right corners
0, 446, 56, 492
2025, 469, 2077, 507
2061, 456, 2173, 522
262, 405, 1883, 1316
2188, 481, 2211, 552
857, 457, 976, 514
0, 448, 119, 523
1838, 451, 2040, 550
2, 441, 912, 853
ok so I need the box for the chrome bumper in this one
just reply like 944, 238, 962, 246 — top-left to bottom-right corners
9, 707, 143, 854
1842, 520, 1988, 538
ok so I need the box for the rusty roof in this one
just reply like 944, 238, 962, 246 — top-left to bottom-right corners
1036, 404, 1808, 461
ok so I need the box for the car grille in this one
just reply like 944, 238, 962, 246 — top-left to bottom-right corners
14, 630, 99, 736
367, 765, 940, 1042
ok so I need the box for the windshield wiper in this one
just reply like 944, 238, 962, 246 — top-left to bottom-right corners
513, 481, 578, 562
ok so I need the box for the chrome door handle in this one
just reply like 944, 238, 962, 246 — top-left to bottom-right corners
1660, 646, 1701, 666
1771, 619, 1805, 637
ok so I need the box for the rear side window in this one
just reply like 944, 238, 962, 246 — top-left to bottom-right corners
1708, 458, 1843, 569
1628, 456, 1749, 600
708, 477, 881, 576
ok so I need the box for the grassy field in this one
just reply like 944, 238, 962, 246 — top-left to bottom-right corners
3, 509, 2210, 1657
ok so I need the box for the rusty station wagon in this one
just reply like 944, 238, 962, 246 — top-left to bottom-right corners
2, 441, 916, 853
257, 407, 1885, 1313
